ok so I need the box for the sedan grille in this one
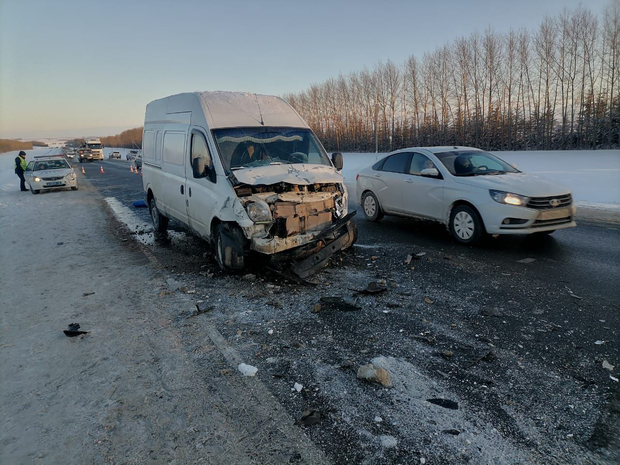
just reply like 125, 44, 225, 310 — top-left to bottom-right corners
527, 194, 572, 210
41, 176, 64, 181
532, 217, 572, 228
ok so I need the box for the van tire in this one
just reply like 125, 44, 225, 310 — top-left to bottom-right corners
149, 197, 169, 233
215, 224, 245, 272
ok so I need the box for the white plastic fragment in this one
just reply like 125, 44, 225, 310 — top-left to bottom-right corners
293, 382, 303, 392
594, 340, 605, 345
268, 329, 274, 335
602, 360, 614, 371
374, 416, 383, 422
611, 375, 619, 382
380, 435, 397, 448
238, 363, 258, 377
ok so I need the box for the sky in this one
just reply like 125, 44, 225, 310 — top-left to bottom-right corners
0, 0, 613, 140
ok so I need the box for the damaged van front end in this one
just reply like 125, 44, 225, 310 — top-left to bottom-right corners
230, 164, 357, 278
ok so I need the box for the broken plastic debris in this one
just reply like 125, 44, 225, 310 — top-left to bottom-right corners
426, 398, 459, 410
320, 296, 361, 312
594, 340, 606, 345
296, 409, 321, 426
238, 363, 258, 377
293, 382, 303, 392
602, 360, 614, 371
63, 322, 90, 337
374, 416, 383, 422
517, 258, 536, 264
424, 296, 434, 305
610, 375, 619, 382
355, 281, 387, 294
268, 329, 274, 335
82, 292, 95, 297
380, 435, 397, 448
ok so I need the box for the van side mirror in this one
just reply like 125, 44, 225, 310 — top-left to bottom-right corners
420, 168, 440, 178
192, 157, 208, 178
332, 152, 343, 171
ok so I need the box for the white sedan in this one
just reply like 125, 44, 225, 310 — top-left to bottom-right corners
356, 147, 576, 244
26, 155, 78, 195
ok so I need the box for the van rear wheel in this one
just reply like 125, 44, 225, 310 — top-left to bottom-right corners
149, 197, 169, 233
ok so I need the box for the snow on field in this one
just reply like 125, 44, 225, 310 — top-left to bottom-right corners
342, 150, 620, 206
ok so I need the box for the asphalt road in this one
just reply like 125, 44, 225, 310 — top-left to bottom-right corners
74, 158, 620, 463
84, 158, 620, 306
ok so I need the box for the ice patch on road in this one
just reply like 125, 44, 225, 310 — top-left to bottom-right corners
104, 197, 189, 246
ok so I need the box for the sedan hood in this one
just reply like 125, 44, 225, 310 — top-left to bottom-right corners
454, 172, 571, 197
232, 164, 342, 186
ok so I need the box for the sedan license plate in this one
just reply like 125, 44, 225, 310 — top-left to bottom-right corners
46, 181, 62, 187
538, 207, 570, 220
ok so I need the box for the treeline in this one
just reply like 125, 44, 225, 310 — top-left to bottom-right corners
0, 139, 34, 154
100, 127, 142, 149
284, 4, 619, 152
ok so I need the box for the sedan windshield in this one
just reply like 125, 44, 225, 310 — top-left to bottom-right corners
435, 150, 519, 177
34, 159, 69, 170
212, 127, 332, 171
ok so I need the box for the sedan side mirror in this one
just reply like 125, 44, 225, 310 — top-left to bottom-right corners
332, 152, 343, 171
420, 168, 441, 178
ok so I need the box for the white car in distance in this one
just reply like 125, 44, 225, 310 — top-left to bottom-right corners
25, 155, 78, 195
356, 147, 576, 244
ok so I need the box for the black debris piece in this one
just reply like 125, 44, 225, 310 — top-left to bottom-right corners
63, 322, 90, 337
354, 282, 388, 295
82, 292, 95, 297
319, 297, 361, 312
442, 429, 461, 435
427, 398, 459, 410
295, 409, 322, 426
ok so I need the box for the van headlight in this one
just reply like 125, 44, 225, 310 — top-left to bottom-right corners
490, 190, 529, 207
245, 201, 272, 223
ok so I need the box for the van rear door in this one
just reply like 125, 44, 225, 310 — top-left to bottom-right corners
185, 129, 218, 238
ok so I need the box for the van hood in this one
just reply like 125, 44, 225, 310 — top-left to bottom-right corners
232, 164, 343, 186
454, 172, 571, 197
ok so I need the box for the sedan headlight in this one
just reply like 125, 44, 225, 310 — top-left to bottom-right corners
34, 176, 41, 182
245, 201, 272, 223
490, 190, 529, 207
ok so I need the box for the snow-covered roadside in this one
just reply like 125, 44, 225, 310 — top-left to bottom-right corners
341, 150, 620, 207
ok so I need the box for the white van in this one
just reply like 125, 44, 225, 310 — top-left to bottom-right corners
142, 91, 357, 276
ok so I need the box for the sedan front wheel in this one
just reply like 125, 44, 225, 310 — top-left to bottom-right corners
450, 205, 484, 244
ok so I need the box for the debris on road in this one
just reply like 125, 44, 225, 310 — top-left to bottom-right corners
518, 258, 537, 264
380, 435, 398, 448
426, 398, 459, 410
132, 200, 147, 208
611, 376, 619, 382
354, 281, 387, 295
356, 363, 393, 388
481, 307, 504, 317
441, 350, 453, 360
424, 296, 434, 305
594, 340, 606, 345
442, 429, 461, 435
319, 296, 361, 312
413, 333, 436, 345
296, 409, 322, 426
238, 363, 258, 377
188, 304, 214, 318
63, 323, 90, 337
602, 360, 614, 371
293, 382, 303, 392
82, 292, 95, 297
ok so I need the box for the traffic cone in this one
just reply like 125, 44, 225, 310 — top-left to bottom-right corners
100, 165, 104, 174
135, 166, 139, 174
81, 166, 85, 174
130, 165, 134, 173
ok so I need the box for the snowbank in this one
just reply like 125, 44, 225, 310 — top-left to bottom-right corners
341, 150, 620, 206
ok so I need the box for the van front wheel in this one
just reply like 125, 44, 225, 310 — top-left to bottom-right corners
215, 224, 245, 272
149, 197, 169, 233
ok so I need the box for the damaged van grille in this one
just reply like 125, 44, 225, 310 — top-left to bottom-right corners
236, 183, 343, 238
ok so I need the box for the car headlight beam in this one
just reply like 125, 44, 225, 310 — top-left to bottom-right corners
34, 176, 41, 182
245, 201, 272, 223
489, 190, 529, 207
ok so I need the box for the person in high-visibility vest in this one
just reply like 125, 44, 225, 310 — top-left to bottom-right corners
14, 151, 28, 192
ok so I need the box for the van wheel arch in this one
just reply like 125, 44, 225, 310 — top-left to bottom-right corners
212, 221, 247, 272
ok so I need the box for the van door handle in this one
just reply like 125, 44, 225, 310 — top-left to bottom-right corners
374, 173, 381, 177
406, 179, 414, 183
189, 187, 192, 197
180, 185, 184, 195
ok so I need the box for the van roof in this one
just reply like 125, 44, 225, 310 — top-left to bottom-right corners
147, 91, 310, 130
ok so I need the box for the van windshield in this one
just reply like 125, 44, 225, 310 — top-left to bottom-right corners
87, 143, 102, 149
212, 127, 332, 171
